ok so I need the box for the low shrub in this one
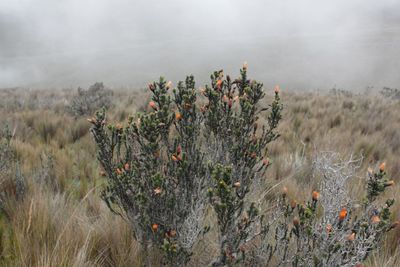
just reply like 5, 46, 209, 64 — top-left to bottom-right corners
68, 82, 113, 117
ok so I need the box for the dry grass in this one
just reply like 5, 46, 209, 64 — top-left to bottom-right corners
0, 87, 398, 266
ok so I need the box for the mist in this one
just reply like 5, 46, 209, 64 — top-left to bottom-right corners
1, 0, 399, 90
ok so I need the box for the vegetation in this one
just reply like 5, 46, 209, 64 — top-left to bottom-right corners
68, 82, 113, 117
0, 72, 398, 266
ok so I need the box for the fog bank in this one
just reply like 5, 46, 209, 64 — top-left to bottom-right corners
1, 0, 399, 90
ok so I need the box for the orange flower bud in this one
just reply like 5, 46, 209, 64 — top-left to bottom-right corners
263, 159, 270, 166
116, 168, 123, 175
222, 95, 229, 103
326, 224, 332, 233
339, 208, 347, 221
176, 145, 182, 155
149, 101, 157, 110
124, 163, 130, 171
371, 215, 381, 224
154, 187, 162, 195
291, 200, 297, 209
216, 80, 223, 89
243, 61, 248, 70
274, 85, 280, 94
234, 181, 241, 188
293, 217, 300, 226
379, 162, 386, 172
152, 224, 159, 232
175, 112, 182, 120
282, 186, 288, 197
166, 81, 173, 89
171, 155, 179, 162
233, 95, 239, 101
167, 229, 177, 238
312, 191, 320, 201
347, 232, 355, 241
115, 123, 123, 130
390, 220, 400, 230
385, 180, 395, 187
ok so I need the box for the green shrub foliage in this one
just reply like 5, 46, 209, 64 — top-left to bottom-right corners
90, 66, 282, 265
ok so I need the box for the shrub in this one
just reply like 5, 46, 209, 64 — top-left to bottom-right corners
380, 87, 400, 100
0, 125, 25, 207
90, 65, 282, 266
247, 152, 397, 267
68, 82, 113, 117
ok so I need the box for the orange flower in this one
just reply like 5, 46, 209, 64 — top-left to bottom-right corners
124, 163, 130, 171
312, 191, 320, 201
274, 85, 280, 94
326, 224, 332, 233
234, 181, 241, 188
149, 101, 157, 110
171, 155, 179, 162
175, 112, 182, 121
347, 232, 356, 241
339, 208, 347, 221
152, 224, 159, 232
154, 187, 162, 195
371, 215, 381, 224
379, 162, 386, 172
216, 80, 223, 89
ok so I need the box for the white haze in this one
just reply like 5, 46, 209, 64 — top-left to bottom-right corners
0, 0, 399, 90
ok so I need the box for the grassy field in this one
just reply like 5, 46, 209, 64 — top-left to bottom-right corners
0, 86, 399, 266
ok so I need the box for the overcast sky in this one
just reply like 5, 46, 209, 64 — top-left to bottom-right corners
1, 0, 399, 90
